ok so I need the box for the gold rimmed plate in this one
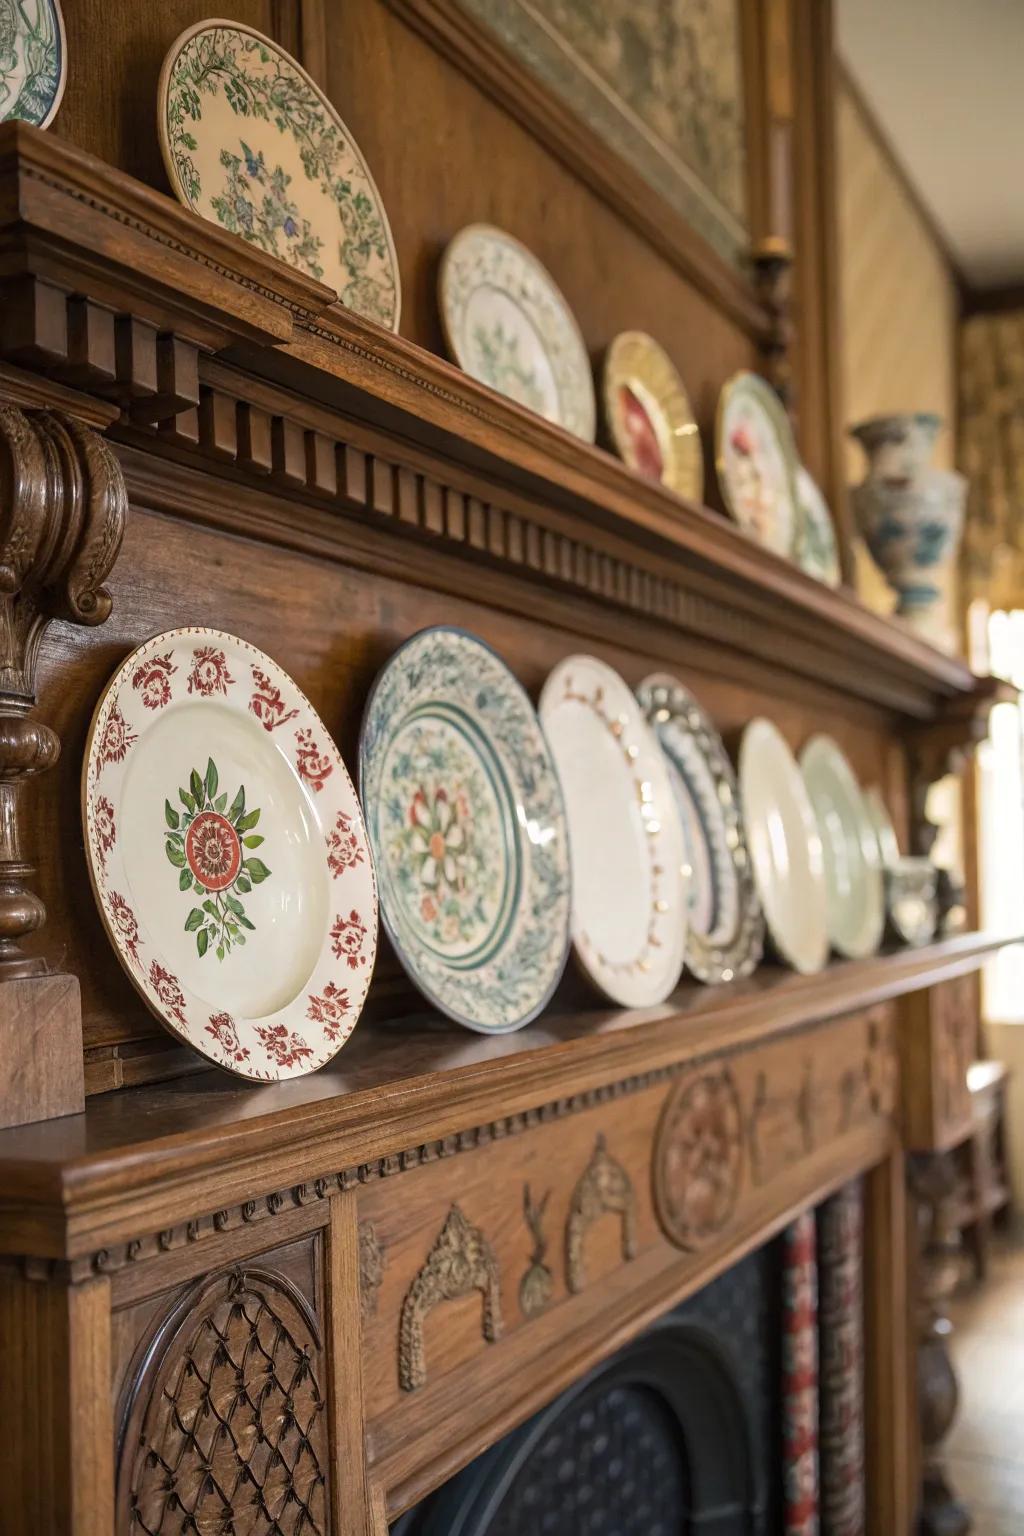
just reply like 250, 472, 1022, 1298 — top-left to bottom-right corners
603, 331, 703, 501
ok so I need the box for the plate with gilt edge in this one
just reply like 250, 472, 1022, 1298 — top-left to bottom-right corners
158, 20, 400, 329
603, 331, 704, 501
539, 654, 689, 1008
637, 674, 763, 984
82, 628, 377, 1080
358, 627, 572, 1033
439, 223, 596, 441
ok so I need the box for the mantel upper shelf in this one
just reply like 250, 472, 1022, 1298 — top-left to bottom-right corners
0, 122, 988, 722
0, 930, 1014, 1262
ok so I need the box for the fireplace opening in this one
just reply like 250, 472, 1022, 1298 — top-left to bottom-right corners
393, 1316, 764, 1536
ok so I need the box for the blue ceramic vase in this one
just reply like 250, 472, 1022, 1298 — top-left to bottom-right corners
849, 413, 965, 646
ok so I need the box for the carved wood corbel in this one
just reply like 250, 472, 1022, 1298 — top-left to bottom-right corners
0, 400, 127, 1127
905, 674, 1011, 858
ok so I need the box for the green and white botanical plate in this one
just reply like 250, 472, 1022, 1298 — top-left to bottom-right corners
359, 627, 572, 1032
716, 371, 800, 558
158, 20, 400, 329
795, 464, 842, 587
82, 628, 378, 1080
0, 0, 66, 128
440, 224, 596, 441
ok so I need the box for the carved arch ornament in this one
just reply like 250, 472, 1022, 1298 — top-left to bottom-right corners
566, 1133, 638, 1294
118, 1265, 329, 1535
0, 402, 127, 976
654, 1067, 744, 1250
399, 1204, 502, 1392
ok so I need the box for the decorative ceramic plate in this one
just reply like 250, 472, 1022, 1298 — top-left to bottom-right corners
603, 332, 703, 501
799, 735, 884, 960
158, 21, 400, 330
359, 627, 571, 1033
539, 655, 688, 1007
738, 718, 828, 974
795, 465, 842, 587
865, 785, 901, 869
716, 372, 800, 558
0, 0, 65, 127
439, 224, 595, 441
637, 674, 763, 984
83, 629, 377, 1080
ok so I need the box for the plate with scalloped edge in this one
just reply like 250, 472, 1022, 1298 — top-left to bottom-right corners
82, 627, 377, 1079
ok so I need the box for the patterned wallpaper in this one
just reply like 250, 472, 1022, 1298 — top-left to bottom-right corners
960, 309, 1024, 611
456, 0, 748, 269
835, 75, 959, 615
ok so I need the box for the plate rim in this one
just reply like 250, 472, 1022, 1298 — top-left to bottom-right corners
738, 716, 828, 974
794, 463, 842, 587
438, 221, 595, 441
715, 369, 801, 558
799, 732, 885, 959
156, 16, 402, 330
81, 625, 378, 1080
637, 671, 764, 984
539, 651, 689, 1007
602, 330, 703, 502
358, 623, 572, 1034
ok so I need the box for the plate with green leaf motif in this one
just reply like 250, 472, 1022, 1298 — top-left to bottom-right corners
158, 20, 400, 330
0, 0, 66, 128
440, 224, 596, 441
359, 627, 572, 1032
82, 628, 378, 1080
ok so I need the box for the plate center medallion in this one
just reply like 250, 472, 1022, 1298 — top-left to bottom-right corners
185, 811, 242, 892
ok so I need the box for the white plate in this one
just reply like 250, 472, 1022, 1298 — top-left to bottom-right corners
716, 371, 799, 557
800, 735, 884, 959
795, 464, 842, 587
83, 628, 378, 1080
738, 719, 828, 974
865, 785, 901, 869
439, 224, 596, 441
539, 654, 688, 1006
637, 673, 763, 984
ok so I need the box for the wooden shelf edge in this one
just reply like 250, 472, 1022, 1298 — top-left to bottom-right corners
0, 931, 1014, 1257
0, 122, 982, 719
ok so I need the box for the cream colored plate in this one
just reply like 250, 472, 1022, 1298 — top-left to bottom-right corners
440, 224, 595, 441
716, 371, 800, 557
83, 628, 377, 1079
865, 785, 901, 869
795, 464, 842, 587
603, 331, 703, 501
738, 718, 828, 974
539, 654, 688, 1006
800, 734, 884, 959
159, 20, 400, 329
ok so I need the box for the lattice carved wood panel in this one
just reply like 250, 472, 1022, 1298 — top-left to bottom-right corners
118, 1265, 329, 1535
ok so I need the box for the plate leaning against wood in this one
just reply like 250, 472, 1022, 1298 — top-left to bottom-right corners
540, 654, 688, 1007
637, 674, 763, 984
716, 370, 800, 558
800, 734, 884, 959
82, 628, 377, 1079
603, 331, 704, 501
738, 717, 828, 974
440, 223, 596, 441
158, 20, 400, 329
795, 464, 842, 587
359, 627, 571, 1033
0, 0, 66, 128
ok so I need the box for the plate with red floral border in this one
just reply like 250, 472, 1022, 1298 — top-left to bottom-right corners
82, 628, 377, 1080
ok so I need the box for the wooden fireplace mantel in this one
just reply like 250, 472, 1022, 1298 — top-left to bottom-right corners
0, 123, 1016, 1535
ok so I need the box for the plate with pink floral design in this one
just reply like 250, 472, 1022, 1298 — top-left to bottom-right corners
82, 628, 377, 1080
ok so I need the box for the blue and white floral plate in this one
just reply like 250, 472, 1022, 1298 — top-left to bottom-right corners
637, 674, 763, 984
359, 627, 572, 1032
158, 20, 400, 329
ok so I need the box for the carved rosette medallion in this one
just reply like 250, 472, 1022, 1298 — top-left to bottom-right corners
118, 1266, 328, 1534
654, 1068, 743, 1250
565, 1133, 637, 1294
399, 1204, 502, 1392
